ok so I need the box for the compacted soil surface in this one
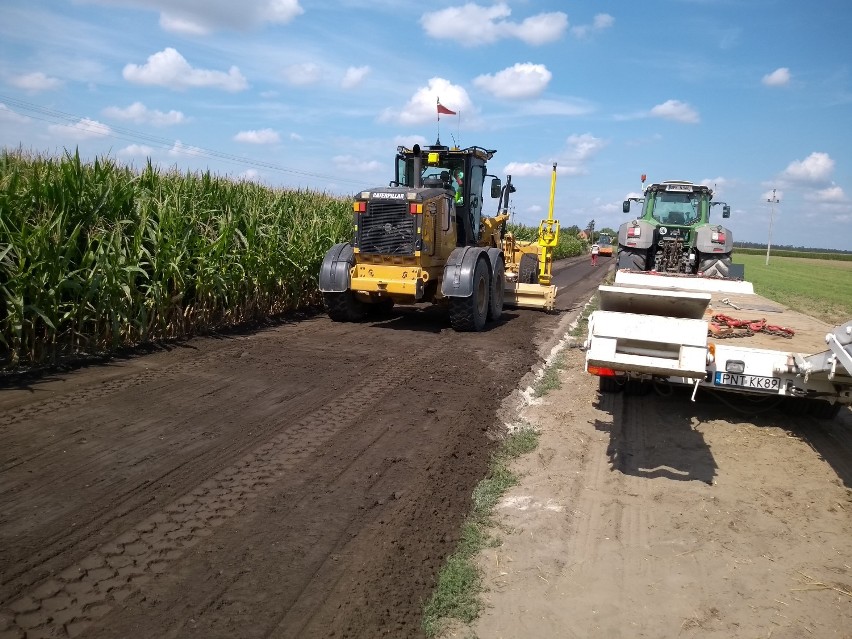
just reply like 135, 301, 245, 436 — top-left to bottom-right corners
0, 255, 606, 639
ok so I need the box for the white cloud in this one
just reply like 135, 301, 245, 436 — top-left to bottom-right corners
87, 0, 304, 35
169, 140, 204, 157
380, 77, 473, 125
421, 3, 567, 47
289, 132, 303, 141
102, 101, 186, 126
504, 133, 606, 177
332, 155, 383, 173
48, 118, 111, 140
118, 144, 155, 157
473, 63, 551, 99
806, 185, 846, 203
123, 48, 248, 92
341, 66, 370, 90
571, 13, 614, 38
762, 67, 791, 87
234, 128, 280, 144
520, 98, 594, 117
781, 152, 834, 184
8, 71, 63, 92
649, 99, 700, 124
0, 104, 30, 124
565, 133, 607, 161
282, 62, 323, 86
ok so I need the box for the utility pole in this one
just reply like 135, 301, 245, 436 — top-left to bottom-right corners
765, 189, 780, 266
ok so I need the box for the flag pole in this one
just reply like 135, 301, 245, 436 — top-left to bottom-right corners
436, 96, 441, 145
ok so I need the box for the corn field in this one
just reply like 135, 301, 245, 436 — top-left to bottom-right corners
506, 222, 586, 260
0, 150, 351, 369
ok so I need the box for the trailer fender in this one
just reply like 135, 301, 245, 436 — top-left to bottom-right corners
617, 219, 655, 250
694, 224, 734, 253
318, 242, 355, 293
442, 246, 490, 298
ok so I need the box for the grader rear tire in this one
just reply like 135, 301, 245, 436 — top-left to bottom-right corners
449, 257, 491, 332
518, 253, 539, 284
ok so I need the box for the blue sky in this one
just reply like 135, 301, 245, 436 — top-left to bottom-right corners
1, 0, 851, 250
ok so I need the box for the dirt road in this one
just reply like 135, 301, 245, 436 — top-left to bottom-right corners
0, 255, 606, 639
464, 333, 852, 638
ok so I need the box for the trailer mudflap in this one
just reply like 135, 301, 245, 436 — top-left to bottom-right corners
586, 311, 709, 378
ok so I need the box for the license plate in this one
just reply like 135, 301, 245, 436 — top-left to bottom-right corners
714, 371, 780, 391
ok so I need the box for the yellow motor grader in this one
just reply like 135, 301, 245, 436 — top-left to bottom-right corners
318, 143, 559, 331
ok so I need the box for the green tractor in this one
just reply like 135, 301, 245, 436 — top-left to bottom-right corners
619, 179, 733, 277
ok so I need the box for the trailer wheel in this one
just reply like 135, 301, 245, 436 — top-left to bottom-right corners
616, 248, 647, 271
449, 257, 491, 332
323, 291, 367, 322
808, 399, 842, 420
698, 253, 732, 278
518, 253, 539, 284
488, 258, 505, 321
599, 376, 624, 393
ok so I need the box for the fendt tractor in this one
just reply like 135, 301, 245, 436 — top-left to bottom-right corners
619, 177, 734, 278
318, 143, 559, 331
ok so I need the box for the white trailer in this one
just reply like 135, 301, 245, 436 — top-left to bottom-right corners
583, 270, 852, 419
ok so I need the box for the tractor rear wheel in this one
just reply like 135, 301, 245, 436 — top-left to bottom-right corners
449, 257, 491, 332
616, 247, 647, 271
518, 253, 539, 284
698, 253, 732, 278
323, 291, 366, 322
488, 258, 505, 321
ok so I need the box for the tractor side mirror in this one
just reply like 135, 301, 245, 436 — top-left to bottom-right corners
490, 178, 501, 199
622, 200, 631, 213
722, 205, 731, 218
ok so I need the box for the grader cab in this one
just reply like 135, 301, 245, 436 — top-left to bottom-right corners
318, 143, 558, 331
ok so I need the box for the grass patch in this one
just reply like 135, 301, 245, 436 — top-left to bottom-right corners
533, 352, 565, 397
733, 253, 852, 325
421, 426, 539, 637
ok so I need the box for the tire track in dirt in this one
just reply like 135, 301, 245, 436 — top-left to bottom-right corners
0, 350, 415, 638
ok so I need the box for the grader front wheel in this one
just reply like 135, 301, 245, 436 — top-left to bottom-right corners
449, 257, 491, 332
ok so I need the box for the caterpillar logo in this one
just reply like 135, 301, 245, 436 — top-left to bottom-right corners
372, 192, 405, 199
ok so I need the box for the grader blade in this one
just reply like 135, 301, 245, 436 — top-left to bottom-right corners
504, 282, 557, 311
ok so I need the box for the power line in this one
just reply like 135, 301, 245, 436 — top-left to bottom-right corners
0, 94, 370, 188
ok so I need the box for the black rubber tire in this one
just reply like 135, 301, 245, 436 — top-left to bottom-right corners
323, 291, 366, 322
808, 399, 842, 420
599, 376, 624, 393
518, 253, 539, 284
616, 248, 647, 271
698, 253, 732, 278
449, 257, 491, 332
488, 258, 505, 321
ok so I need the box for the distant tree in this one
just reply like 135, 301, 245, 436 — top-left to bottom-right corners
586, 219, 596, 241
565, 224, 581, 237
599, 227, 617, 237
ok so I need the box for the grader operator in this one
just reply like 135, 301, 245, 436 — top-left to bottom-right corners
318, 142, 557, 331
